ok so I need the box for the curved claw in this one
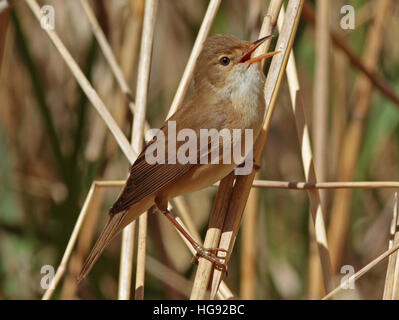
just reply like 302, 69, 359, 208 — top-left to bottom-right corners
192, 246, 229, 274
207, 248, 228, 256
213, 260, 228, 275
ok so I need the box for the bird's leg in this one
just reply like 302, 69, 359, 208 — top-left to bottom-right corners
154, 198, 228, 272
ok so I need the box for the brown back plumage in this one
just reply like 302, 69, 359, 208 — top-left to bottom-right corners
109, 98, 229, 215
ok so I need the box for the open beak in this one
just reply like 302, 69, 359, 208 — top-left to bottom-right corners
238, 35, 280, 64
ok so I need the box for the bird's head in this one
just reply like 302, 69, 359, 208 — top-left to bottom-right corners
193, 34, 279, 99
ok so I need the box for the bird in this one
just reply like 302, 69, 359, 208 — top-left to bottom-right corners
78, 34, 279, 281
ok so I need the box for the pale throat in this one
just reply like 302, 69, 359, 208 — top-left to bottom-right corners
228, 64, 265, 127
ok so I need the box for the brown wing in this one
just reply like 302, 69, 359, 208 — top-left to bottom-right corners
109, 101, 229, 215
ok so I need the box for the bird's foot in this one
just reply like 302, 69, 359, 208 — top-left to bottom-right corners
156, 203, 229, 273
192, 246, 228, 273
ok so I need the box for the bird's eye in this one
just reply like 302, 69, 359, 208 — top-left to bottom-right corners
219, 56, 230, 66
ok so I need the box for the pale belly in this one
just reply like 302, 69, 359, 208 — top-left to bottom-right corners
161, 162, 237, 200
160, 126, 260, 200
118, 162, 237, 230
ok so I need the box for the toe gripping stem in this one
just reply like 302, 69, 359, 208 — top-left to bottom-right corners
157, 205, 228, 273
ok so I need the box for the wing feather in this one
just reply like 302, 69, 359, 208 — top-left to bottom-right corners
109, 101, 229, 215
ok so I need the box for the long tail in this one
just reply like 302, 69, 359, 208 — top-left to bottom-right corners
77, 212, 125, 282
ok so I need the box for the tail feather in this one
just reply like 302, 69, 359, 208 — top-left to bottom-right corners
77, 212, 125, 282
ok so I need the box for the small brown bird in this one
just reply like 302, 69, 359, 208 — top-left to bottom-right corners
78, 34, 278, 281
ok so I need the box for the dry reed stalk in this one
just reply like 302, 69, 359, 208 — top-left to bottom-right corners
328, 0, 392, 273
120, 0, 158, 300
190, 172, 236, 299
119, 0, 145, 87
246, 0, 263, 40
207, 0, 305, 299
42, 182, 99, 300
241, 6, 268, 292
240, 173, 260, 299
383, 193, 399, 299
146, 255, 193, 298
81, 0, 147, 163
251, 180, 399, 190
59, 187, 104, 299
92, 180, 125, 187
84, 0, 144, 162
173, 215, 234, 300
391, 194, 399, 300
24, 0, 137, 164
153, 193, 234, 299
323, 242, 399, 300
104, 0, 145, 158
302, 1, 399, 109
308, 217, 322, 299
277, 6, 333, 295
80, 0, 136, 116
353, 1, 373, 29
149, 210, 184, 300
118, 222, 135, 299
190, 0, 285, 300
329, 0, 347, 182
172, 196, 202, 243
77, 179, 399, 190
155, 197, 200, 278
313, 0, 330, 206
168, 200, 235, 299
330, 49, 347, 181
166, 0, 221, 118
